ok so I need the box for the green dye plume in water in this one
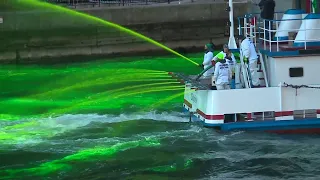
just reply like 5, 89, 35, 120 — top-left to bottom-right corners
0, 78, 182, 122
1, 138, 161, 177
3, 81, 181, 114
104, 81, 182, 95
20, 0, 199, 66
0, 83, 184, 141
145, 89, 195, 111
31, 70, 172, 99
48, 85, 185, 115
50, 81, 182, 113
0, 120, 66, 143
139, 91, 183, 112
3, 120, 38, 130
113, 86, 184, 98
0, 114, 25, 121
65, 137, 160, 161
80, 85, 185, 107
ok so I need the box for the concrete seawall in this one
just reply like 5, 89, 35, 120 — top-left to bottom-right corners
0, 1, 249, 63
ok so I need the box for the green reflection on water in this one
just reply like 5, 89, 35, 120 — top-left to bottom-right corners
1, 138, 161, 178
0, 54, 203, 120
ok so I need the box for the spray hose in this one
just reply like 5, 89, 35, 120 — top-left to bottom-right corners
184, 58, 199, 66
195, 64, 214, 81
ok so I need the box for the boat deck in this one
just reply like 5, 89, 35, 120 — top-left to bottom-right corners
168, 72, 213, 90
257, 41, 320, 57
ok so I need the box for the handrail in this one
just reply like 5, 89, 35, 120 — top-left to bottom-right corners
260, 17, 320, 51
239, 52, 251, 88
238, 12, 320, 52
261, 17, 308, 22
44, 0, 181, 7
241, 11, 285, 18
259, 27, 320, 32
259, 52, 269, 87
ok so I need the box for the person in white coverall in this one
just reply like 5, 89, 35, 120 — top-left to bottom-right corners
239, 36, 260, 87
213, 54, 232, 90
212, 44, 236, 64
212, 44, 237, 89
200, 43, 214, 79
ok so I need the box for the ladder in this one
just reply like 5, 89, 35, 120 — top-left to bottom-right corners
239, 49, 251, 89
239, 50, 269, 89
258, 52, 269, 87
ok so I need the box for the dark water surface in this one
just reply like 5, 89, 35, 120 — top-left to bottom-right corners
1, 54, 320, 180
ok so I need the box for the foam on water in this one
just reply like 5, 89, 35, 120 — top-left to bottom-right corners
0, 111, 190, 146
1, 111, 189, 128
54, 111, 190, 124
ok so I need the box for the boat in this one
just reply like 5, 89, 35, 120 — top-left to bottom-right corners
169, 1, 320, 133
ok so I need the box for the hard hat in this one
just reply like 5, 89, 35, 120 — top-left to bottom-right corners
217, 52, 224, 60
206, 43, 213, 49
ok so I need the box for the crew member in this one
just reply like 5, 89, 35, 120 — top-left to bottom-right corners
259, 0, 276, 40
239, 35, 260, 87
213, 53, 232, 90
200, 43, 214, 78
212, 44, 236, 62
212, 44, 237, 89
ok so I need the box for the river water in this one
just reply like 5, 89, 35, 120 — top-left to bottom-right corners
1, 54, 320, 180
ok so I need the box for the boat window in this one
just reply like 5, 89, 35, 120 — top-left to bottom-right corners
289, 67, 303, 77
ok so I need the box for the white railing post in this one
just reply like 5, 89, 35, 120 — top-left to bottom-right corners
263, 19, 266, 50
250, 23, 253, 42
304, 18, 307, 50
269, 20, 271, 52
276, 20, 279, 51
244, 18, 247, 38
253, 16, 257, 46
279, 82, 282, 113
238, 18, 241, 37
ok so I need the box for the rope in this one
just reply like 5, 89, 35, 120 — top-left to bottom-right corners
282, 82, 320, 89
283, 82, 320, 96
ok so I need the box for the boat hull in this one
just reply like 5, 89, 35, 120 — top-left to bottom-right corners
183, 107, 320, 134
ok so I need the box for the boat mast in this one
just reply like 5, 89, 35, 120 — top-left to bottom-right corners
228, 0, 238, 49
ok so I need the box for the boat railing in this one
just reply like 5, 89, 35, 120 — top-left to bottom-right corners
260, 17, 320, 52
44, 0, 181, 7
237, 12, 284, 47
196, 85, 320, 122
238, 11, 320, 53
